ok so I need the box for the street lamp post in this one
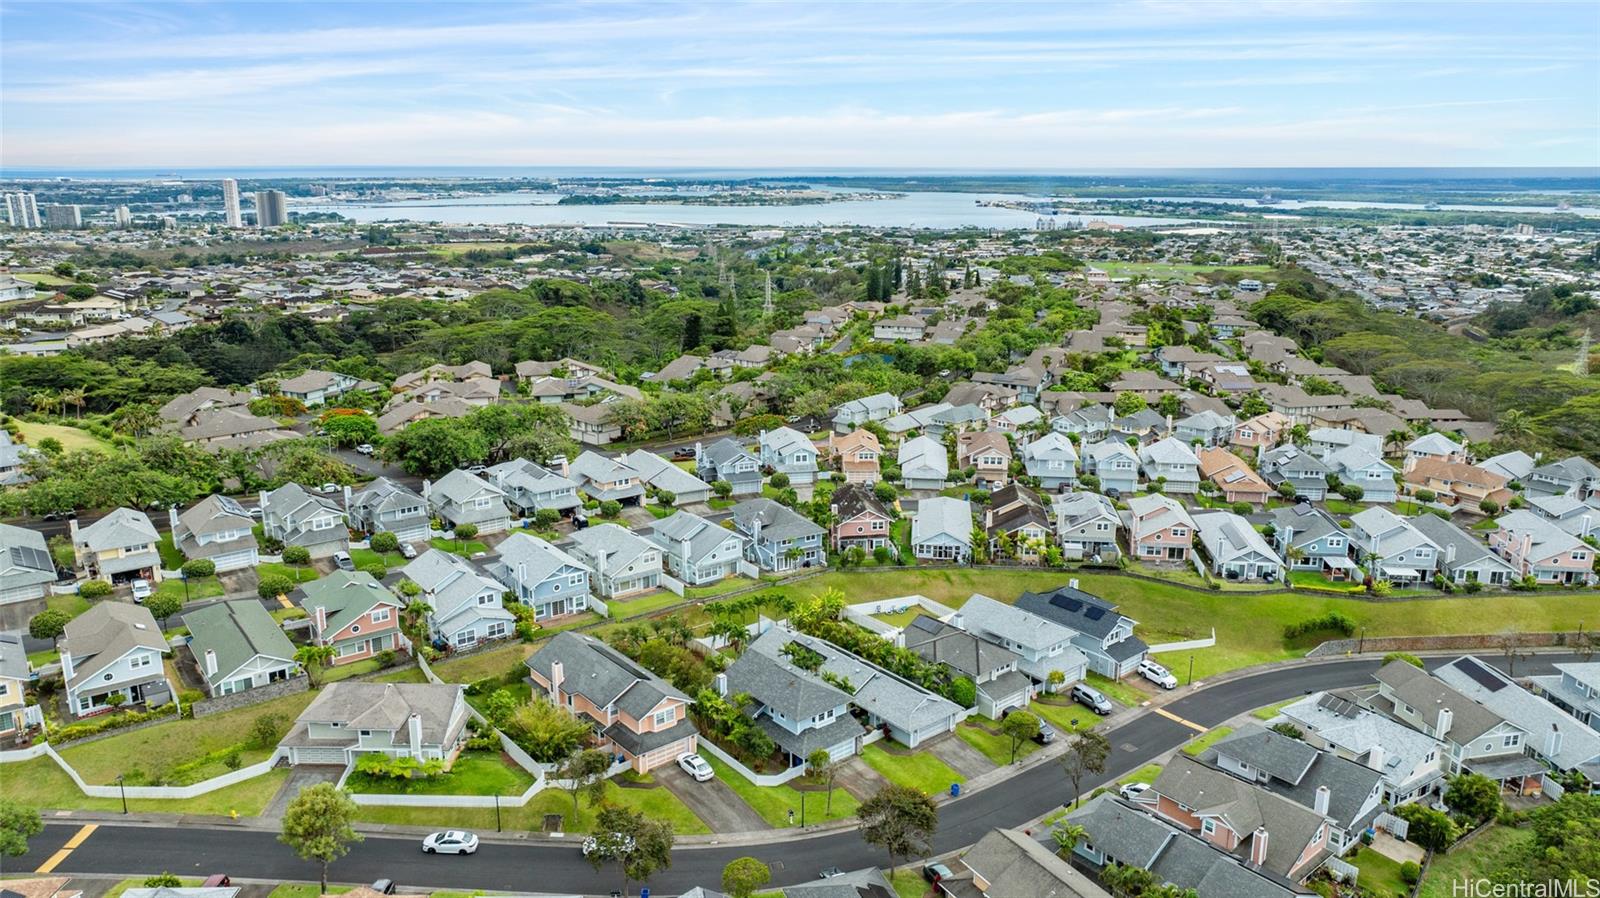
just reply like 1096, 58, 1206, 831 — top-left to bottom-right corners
1359, 627, 1366, 654
116, 774, 127, 814
1187, 655, 1194, 686
800, 790, 806, 828
494, 794, 501, 832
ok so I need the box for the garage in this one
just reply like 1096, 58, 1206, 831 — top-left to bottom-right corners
290, 746, 348, 765
211, 548, 259, 572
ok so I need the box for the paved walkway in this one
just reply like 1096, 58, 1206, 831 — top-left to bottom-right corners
926, 730, 996, 779
262, 764, 344, 819
657, 764, 770, 833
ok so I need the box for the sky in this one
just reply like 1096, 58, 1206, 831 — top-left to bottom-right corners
2, 1, 1597, 170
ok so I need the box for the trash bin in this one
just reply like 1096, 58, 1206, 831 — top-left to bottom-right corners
950, 783, 961, 797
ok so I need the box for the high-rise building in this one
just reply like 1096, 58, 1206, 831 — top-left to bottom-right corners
114, 205, 132, 227
255, 189, 287, 228
41, 204, 82, 229
4, 192, 41, 229
221, 178, 242, 227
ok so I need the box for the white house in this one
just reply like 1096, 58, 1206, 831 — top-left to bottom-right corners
1193, 511, 1284, 581
910, 496, 973, 562
61, 602, 174, 717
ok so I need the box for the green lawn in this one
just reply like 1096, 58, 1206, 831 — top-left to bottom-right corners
350, 547, 392, 571
13, 272, 73, 286
104, 878, 203, 898
1471, 518, 1499, 531
888, 869, 935, 898
256, 561, 320, 586
353, 779, 709, 834
1288, 570, 1366, 592
1181, 725, 1235, 756
1029, 700, 1103, 735
1323, 498, 1366, 516
430, 641, 531, 684
699, 751, 859, 827
1118, 763, 1163, 787
956, 721, 1036, 767
466, 680, 531, 717
155, 574, 225, 604
431, 536, 490, 556
344, 750, 535, 796
58, 688, 318, 786
1085, 673, 1148, 707
1349, 845, 1412, 898
321, 657, 386, 683
684, 576, 759, 600
156, 534, 186, 569
13, 420, 112, 453
871, 607, 927, 629
1097, 261, 1273, 284
46, 590, 91, 618
2, 756, 290, 816
862, 743, 967, 791
266, 886, 354, 898
374, 665, 431, 683
609, 589, 689, 620
1418, 825, 1535, 898
1251, 699, 1298, 721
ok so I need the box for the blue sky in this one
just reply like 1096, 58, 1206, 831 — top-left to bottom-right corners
2, 1, 1596, 169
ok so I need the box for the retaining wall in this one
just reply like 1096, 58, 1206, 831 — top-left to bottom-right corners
191, 675, 309, 718
1307, 630, 1591, 658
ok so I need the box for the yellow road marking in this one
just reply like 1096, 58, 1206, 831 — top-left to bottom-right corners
277, 594, 292, 608
34, 823, 96, 873
1153, 707, 1207, 733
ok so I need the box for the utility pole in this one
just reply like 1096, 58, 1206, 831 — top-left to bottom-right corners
1576, 328, 1592, 378
763, 271, 774, 316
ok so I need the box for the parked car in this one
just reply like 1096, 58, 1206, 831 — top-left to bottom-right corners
1119, 782, 1150, 801
1138, 659, 1178, 690
332, 551, 355, 572
677, 752, 714, 782
248, 506, 263, 519
422, 830, 479, 855
819, 867, 844, 879
399, 542, 418, 560
320, 483, 340, 493
130, 579, 153, 602
923, 862, 953, 883
370, 880, 396, 895
467, 465, 488, 475
1034, 721, 1057, 745
1072, 683, 1114, 715
200, 876, 231, 888
671, 446, 695, 460
355, 443, 375, 455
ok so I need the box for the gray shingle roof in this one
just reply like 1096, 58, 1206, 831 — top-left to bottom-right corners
525, 631, 688, 718
730, 498, 824, 542
183, 599, 297, 687
62, 602, 167, 689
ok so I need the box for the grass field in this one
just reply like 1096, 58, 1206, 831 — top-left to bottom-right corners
1118, 763, 1164, 787
757, 568, 1600, 681
13, 420, 112, 453
351, 779, 709, 834
256, 561, 320, 586
609, 589, 690, 620
344, 750, 535, 796
1350, 845, 1412, 898
431, 536, 490, 557
2, 756, 290, 816
1251, 699, 1299, 721
1418, 826, 1533, 898
429, 641, 533, 684
956, 721, 1038, 767
267, 886, 353, 898
12, 272, 74, 286
1096, 262, 1273, 284
104, 879, 203, 898
862, 743, 967, 791
700, 751, 860, 827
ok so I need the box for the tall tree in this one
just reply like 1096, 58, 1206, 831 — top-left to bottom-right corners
278, 783, 362, 892
857, 784, 939, 879
721, 857, 772, 898
1000, 710, 1041, 764
555, 747, 613, 825
807, 748, 840, 814
1061, 730, 1111, 808
582, 805, 674, 896
0, 799, 43, 857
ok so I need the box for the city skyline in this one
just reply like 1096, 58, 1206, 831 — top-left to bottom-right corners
1, 1, 1596, 169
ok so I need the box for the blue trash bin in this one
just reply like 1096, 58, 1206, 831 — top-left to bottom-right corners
950, 782, 961, 797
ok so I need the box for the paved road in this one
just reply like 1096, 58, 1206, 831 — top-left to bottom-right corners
18, 652, 1580, 895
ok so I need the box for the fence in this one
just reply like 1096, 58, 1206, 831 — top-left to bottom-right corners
696, 736, 809, 787
1375, 811, 1410, 839
1324, 855, 1360, 885
1542, 774, 1565, 801
1146, 628, 1217, 654
660, 573, 685, 597
842, 595, 959, 642
0, 741, 284, 800
1307, 630, 1592, 658
586, 594, 611, 619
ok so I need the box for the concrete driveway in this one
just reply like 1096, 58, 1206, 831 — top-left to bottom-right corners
263, 765, 345, 819
927, 730, 997, 778
656, 762, 770, 833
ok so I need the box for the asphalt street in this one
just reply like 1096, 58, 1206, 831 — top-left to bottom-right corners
14, 652, 1579, 895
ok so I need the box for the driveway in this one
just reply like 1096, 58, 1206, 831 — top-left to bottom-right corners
831, 755, 890, 799
263, 765, 345, 819
926, 730, 996, 778
656, 762, 770, 833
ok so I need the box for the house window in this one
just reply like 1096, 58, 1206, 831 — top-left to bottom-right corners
1201, 819, 1215, 835
568, 573, 585, 586
359, 729, 371, 738
350, 624, 362, 634
478, 594, 494, 605
1328, 538, 1344, 548
1096, 522, 1110, 532
1171, 528, 1187, 538
872, 521, 886, 531
1504, 734, 1520, 748
652, 708, 675, 728
130, 654, 152, 670
372, 608, 391, 623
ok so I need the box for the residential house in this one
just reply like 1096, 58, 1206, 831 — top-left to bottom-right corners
956, 593, 1088, 692
1113, 408, 1170, 444
926, 403, 990, 438
1488, 510, 1596, 586
985, 483, 1052, 563
1174, 410, 1237, 448
1362, 659, 1531, 783
992, 404, 1043, 433
759, 427, 819, 486
832, 392, 903, 433
873, 316, 927, 342
721, 636, 866, 767
1232, 411, 1293, 454
1127, 493, 1195, 564
261, 483, 348, 559
1347, 507, 1439, 584
884, 402, 952, 438
1139, 437, 1202, 494
183, 600, 299, 698
957, 431, 1012, 490
1081, 439, 1141, 495
1402, 458, 1512, 509
1408, 514, 1518, 587
1479, 450, 1537, 483
1532, 662, 1600, 732
1, 523, 58, 608
61, 602, 173, 717
276, 369, 367, 406
1109, 369, 1181, 399
617, 449, 711, 506
568, 524, 662, 599
486, 459, 582, 518
910, 496, 973, 563
1157, 345, 1228, 379
526, 631, 697, 773
1404, 433, 1469, 465
281, 682, 469, 766
403, 549, 514, 650
1306, 428, 1383, 461
1435, 656, 1600, 787
344, 477, 431, 544
729, 498, 827, 572
1052, 492, 1122, 562
646, 510, 748, 586
830, 429, 882, 484
1198, 446, 1273, 505
1020, 431, 1079, 491
696, 438, 762, 497
904, 615, 1029, 719
1052, 405, 1114, 442
70, 508, 161, 585
944, 827, 1109, 898
1526, 494, 1600, 540
300, 572, 407, 666
1258, 444, 1331, 501
828, 482, 895, 556
1194, 511, 1285, 582
0, 633, 32, 738
569, 451, 646, 505
486, 532, 591, 620
166, 495, 259, 574
1326, 444, 1398, 504
1270, 505, 1357, 581
1016, 584, 1147, 679
898, 434, 949, 490
561, 402, 622, 446
425, 469, 510, 535
1278, 691, 1447, 806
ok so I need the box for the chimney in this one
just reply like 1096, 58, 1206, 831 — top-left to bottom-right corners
60, 643, 75, 681
1249, 827, 1269, 866
204, 649, 217, 677
1314, 785, 1330, 816
549, 659, 564, 701
1366, 744, 1385, 772
713, 672, 728, 696
422, 479, 432, 500
1446, 542, 1456, 564
313, 604, 327, 636
68, 517, 80, 542
258, 491, 268, 516
407, 712, 422, 758
951, 612, 965, 630
1069, 578, 1079, 590
1436, 706, 1453, 738
168, 505, 180, 532
343, 484, 352, 507
694, 442, 704, 465
551, 454, 569, 477
1546, 723, 1563, 760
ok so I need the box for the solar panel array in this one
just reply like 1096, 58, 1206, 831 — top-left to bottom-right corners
1453, 657, 1507, 692
1317, 693, 1361, 718
9, 544, 52, 573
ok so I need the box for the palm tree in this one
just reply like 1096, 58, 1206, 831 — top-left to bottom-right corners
60, 387, 86, 420
1498, 409, 1532, 443
294, 644, 337, 688
30, 391, 56, 415
1050, 822, 1088, 858
110, 403, 160, 437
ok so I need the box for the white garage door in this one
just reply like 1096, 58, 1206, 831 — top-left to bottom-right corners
212, 549, 258, 572
292, 746, 347, 765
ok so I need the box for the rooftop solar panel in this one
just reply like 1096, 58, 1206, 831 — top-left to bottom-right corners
1317, 693, 1361, 718
9, 545, 52, 572
1453, 657, 1507, 692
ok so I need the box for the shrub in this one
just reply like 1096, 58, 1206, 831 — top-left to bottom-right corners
712, 480, 733, 498
1479, 498, 1501, 515
358, 561, 388, 579
1283, 612, 1356, 640
180, 558, 216, 579
873, 546, 891, 564
374, 649, 397, 669
1399, 862, 1421, 886
769, 472, 790, 489
79, 580, 113, 599
224, 749, 243, 771
144, 874, 182, 888
598, 500, 622, 518
1230, 501, 1253, 515
1337, 483, 1365, 502
1269, 722, 1305, 740
1383, 651, 1425, 669
257, 573, 294, 600
534, 508, 562, 527
250, 713, 286, 749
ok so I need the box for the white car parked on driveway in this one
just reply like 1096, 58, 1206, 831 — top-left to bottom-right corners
1138, 659, 1178, 689
677, 752, 714, 782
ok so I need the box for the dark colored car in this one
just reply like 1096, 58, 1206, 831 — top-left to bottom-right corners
200, 876, 231, 888
672, 446, 696, 460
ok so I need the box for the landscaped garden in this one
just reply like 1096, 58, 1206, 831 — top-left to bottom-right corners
343, 749, 536, 796
956, 720, 1039, 767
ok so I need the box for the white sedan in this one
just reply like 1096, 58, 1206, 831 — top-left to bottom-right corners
1139, 659, 1178, 690
678, 752, 714, 782
1119, 782, 1151, 801
422, 831, 479, 855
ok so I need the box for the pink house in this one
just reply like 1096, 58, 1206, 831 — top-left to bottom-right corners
830, 482, 895, 554
1231, 411, 1292, 454
1489, 510, 1597, 586
301, 571, 407, 666
1126, 493, 1196, 563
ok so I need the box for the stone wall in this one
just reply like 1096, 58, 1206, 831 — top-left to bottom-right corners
191, 674, 309, 718
1307, 630, 1591, 658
